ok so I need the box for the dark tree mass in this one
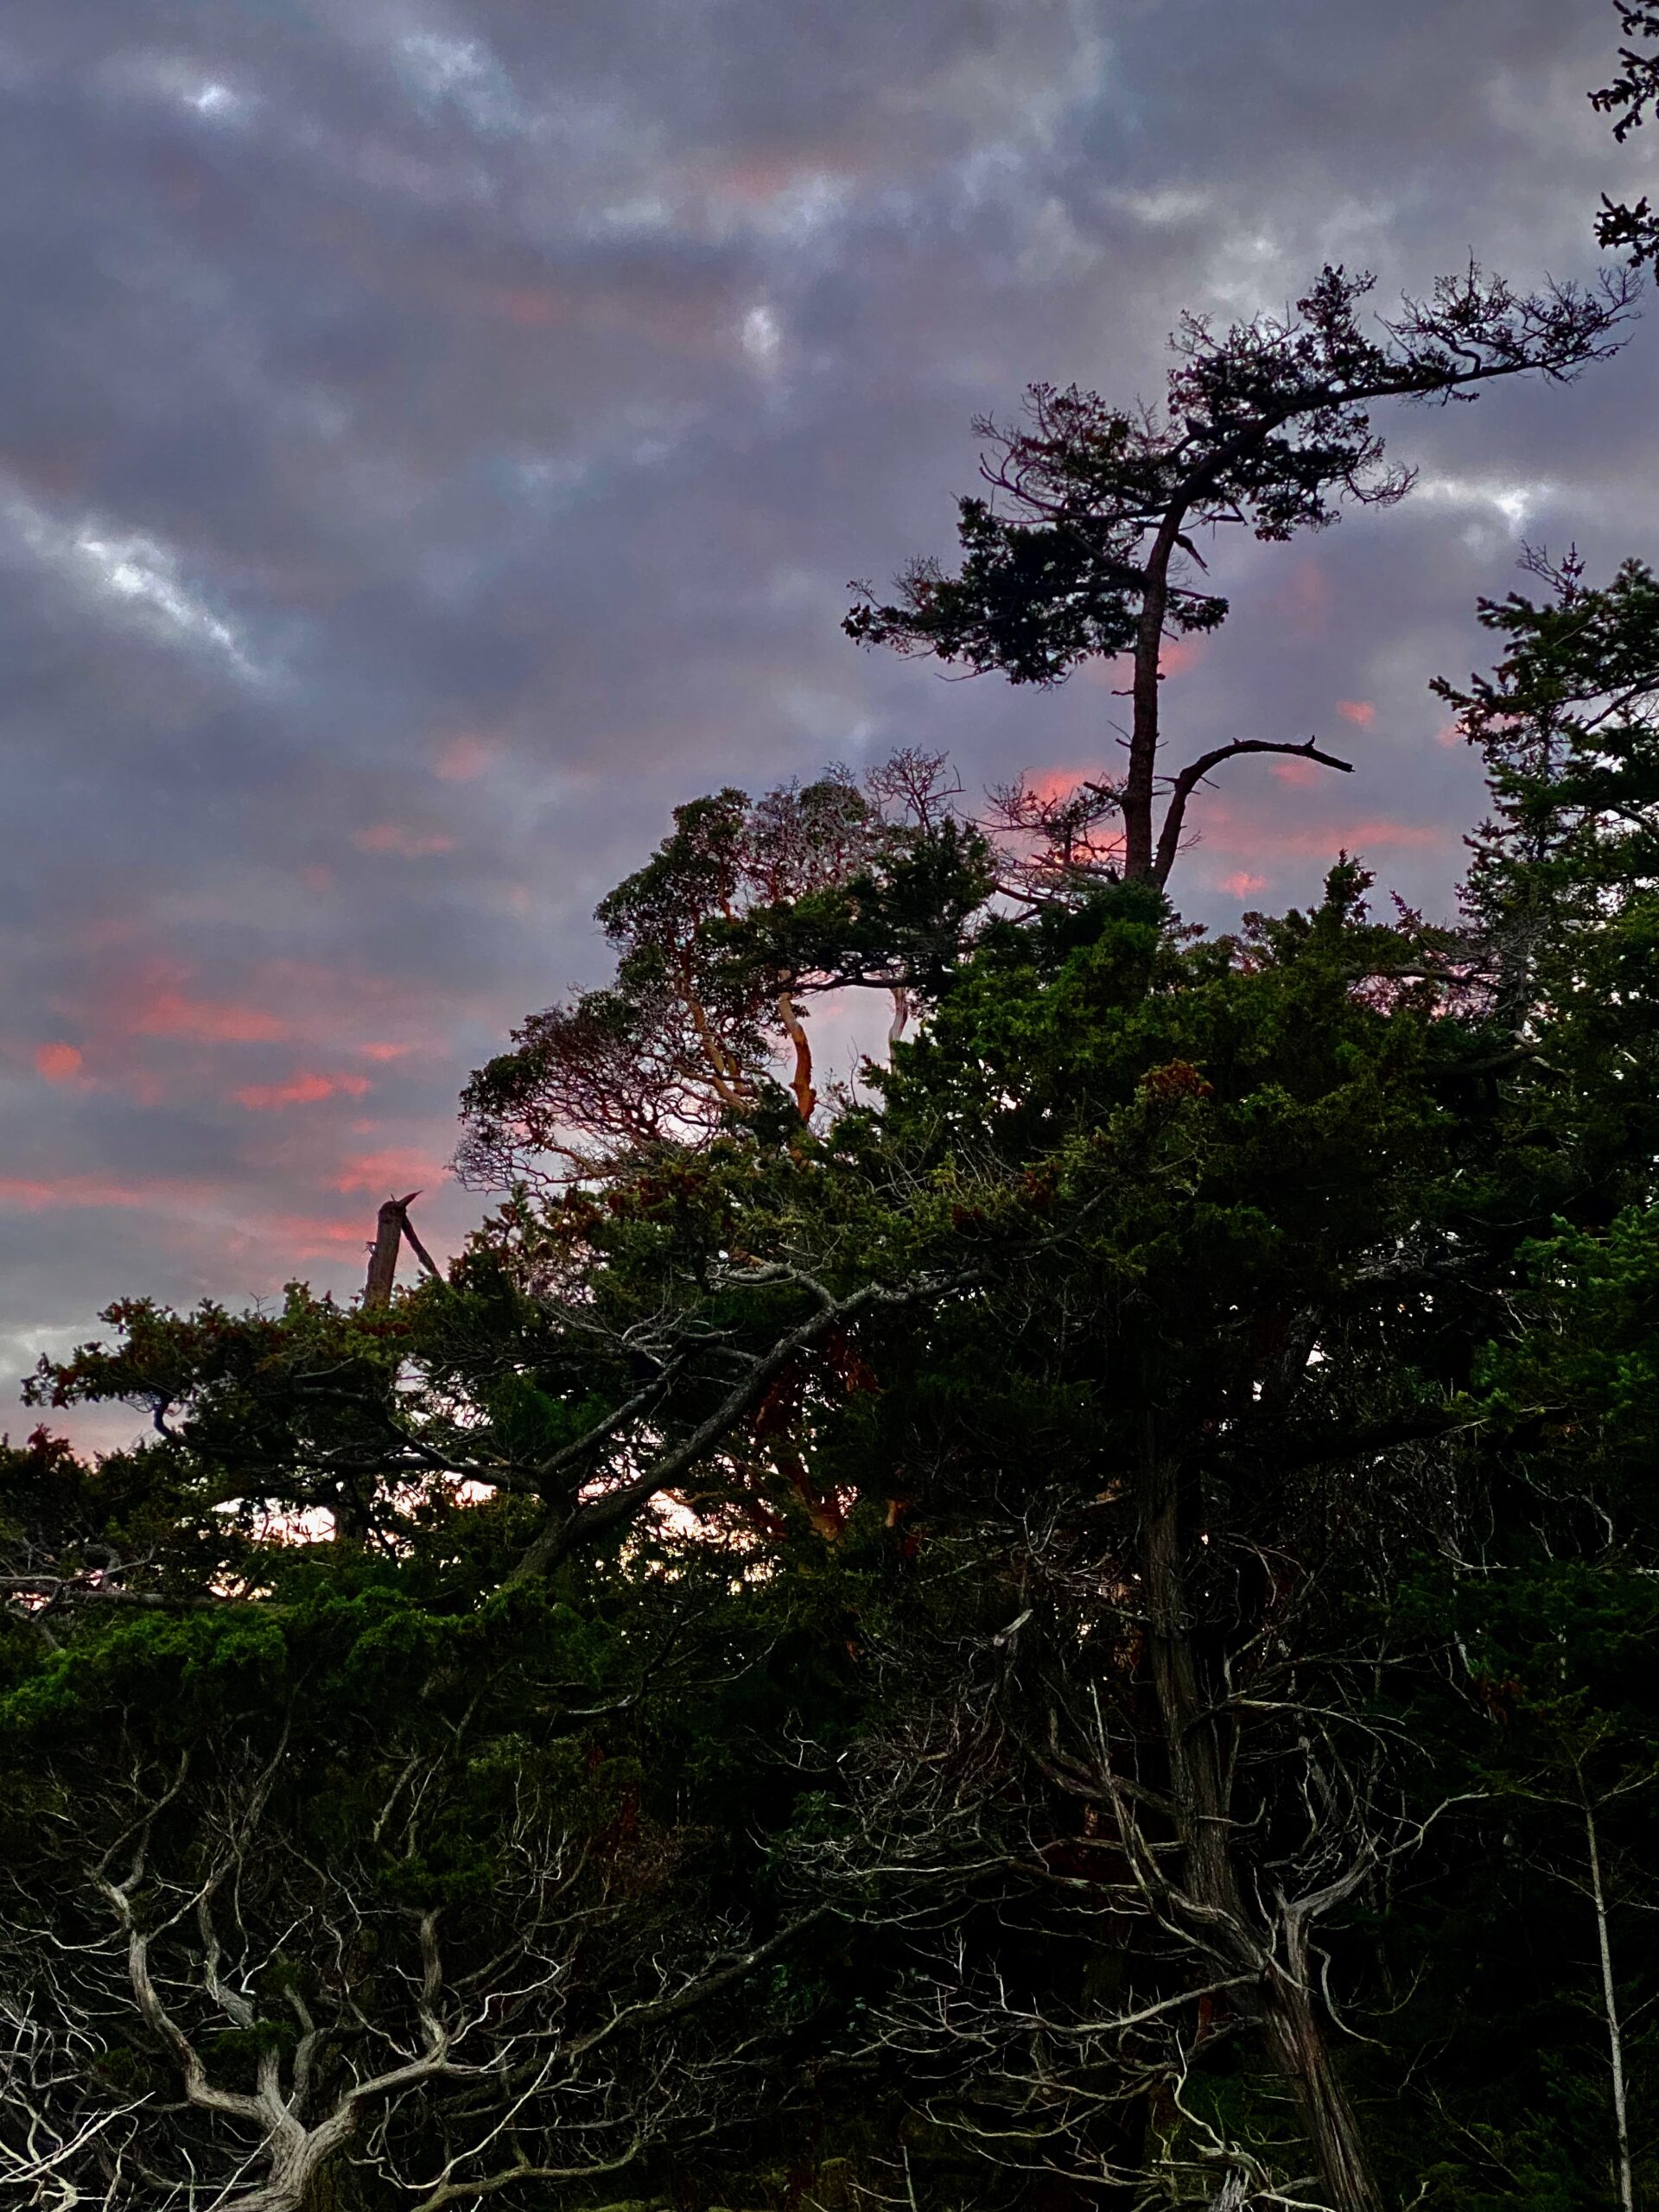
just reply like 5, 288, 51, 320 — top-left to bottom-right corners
8, 23, 1659, 2212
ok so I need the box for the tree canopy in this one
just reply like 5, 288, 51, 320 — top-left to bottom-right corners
9, 74, 1659, 2210
845, 262, 1631, 884
15, 557, 1659, 2204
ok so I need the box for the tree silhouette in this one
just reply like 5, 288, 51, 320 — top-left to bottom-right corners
847, 263, 1632, 885
1593, 1, 1659, 266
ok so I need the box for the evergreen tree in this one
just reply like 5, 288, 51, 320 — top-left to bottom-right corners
1593, 2, 1659, 267
8, 280, 1659, 2212
846, 264, 1630, 883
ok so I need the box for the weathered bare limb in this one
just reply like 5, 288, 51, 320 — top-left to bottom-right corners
507, 1268, 976, 1580
1153, 738, 1354, 887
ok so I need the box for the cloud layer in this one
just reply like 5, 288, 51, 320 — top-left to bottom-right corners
3, 0, 1656, 1443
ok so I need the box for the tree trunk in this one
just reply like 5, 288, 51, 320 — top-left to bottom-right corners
1583, 1786, 1636, 2212
1138, 1433, 1382, 2212
1258, 1974, 1382, 2212
1122, 520, 1181, 880
363, 1194, 413, 1307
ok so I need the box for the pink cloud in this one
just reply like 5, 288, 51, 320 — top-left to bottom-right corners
264, 1212, 376, 1259
256, 960, 454, 1043
129, 987, 287, 1042
1159, 637, 1204, 678
234, 1071, 374, 1111
1025, 766, 1099, 802
709, 152, 849, 206
1083, 658, 1129, 691
1247, 819, 1447, 858
1196, 800, 1450, 861
487, 284, 562, 329
1274, 559, 1332, 635
331, 1147, 444, 1195
1327, 818, 1445, 852
1086, 637, 1205, 690
434, 732, 500, 782
1220, 871, 1268, 897
1435, 721, 1465, 750
34, 1041, 86, 1084
41, 943, 462, 1146
58, 952, 289, 1054
353, 823, 456, 859
0, 1173, 187, 1213
1335, 699, 1376, 727
1270, 755, 1323, 788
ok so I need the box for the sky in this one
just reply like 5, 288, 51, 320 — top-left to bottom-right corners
3, 0, 1656, 1448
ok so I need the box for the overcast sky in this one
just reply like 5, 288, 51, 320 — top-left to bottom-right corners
3, 0, 1656, 1446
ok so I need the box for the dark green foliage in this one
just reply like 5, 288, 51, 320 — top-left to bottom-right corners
844, 270, 1626, 687
846, 262, 1630, 886
1593, 3, 1659, 265
456, 760, 995, 1191
13, 502, 1659, 2212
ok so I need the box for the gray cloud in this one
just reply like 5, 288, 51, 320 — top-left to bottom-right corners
2, 0, 1655, 1444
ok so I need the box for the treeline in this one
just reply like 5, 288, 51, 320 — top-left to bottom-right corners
6, 17, 1659, 2212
